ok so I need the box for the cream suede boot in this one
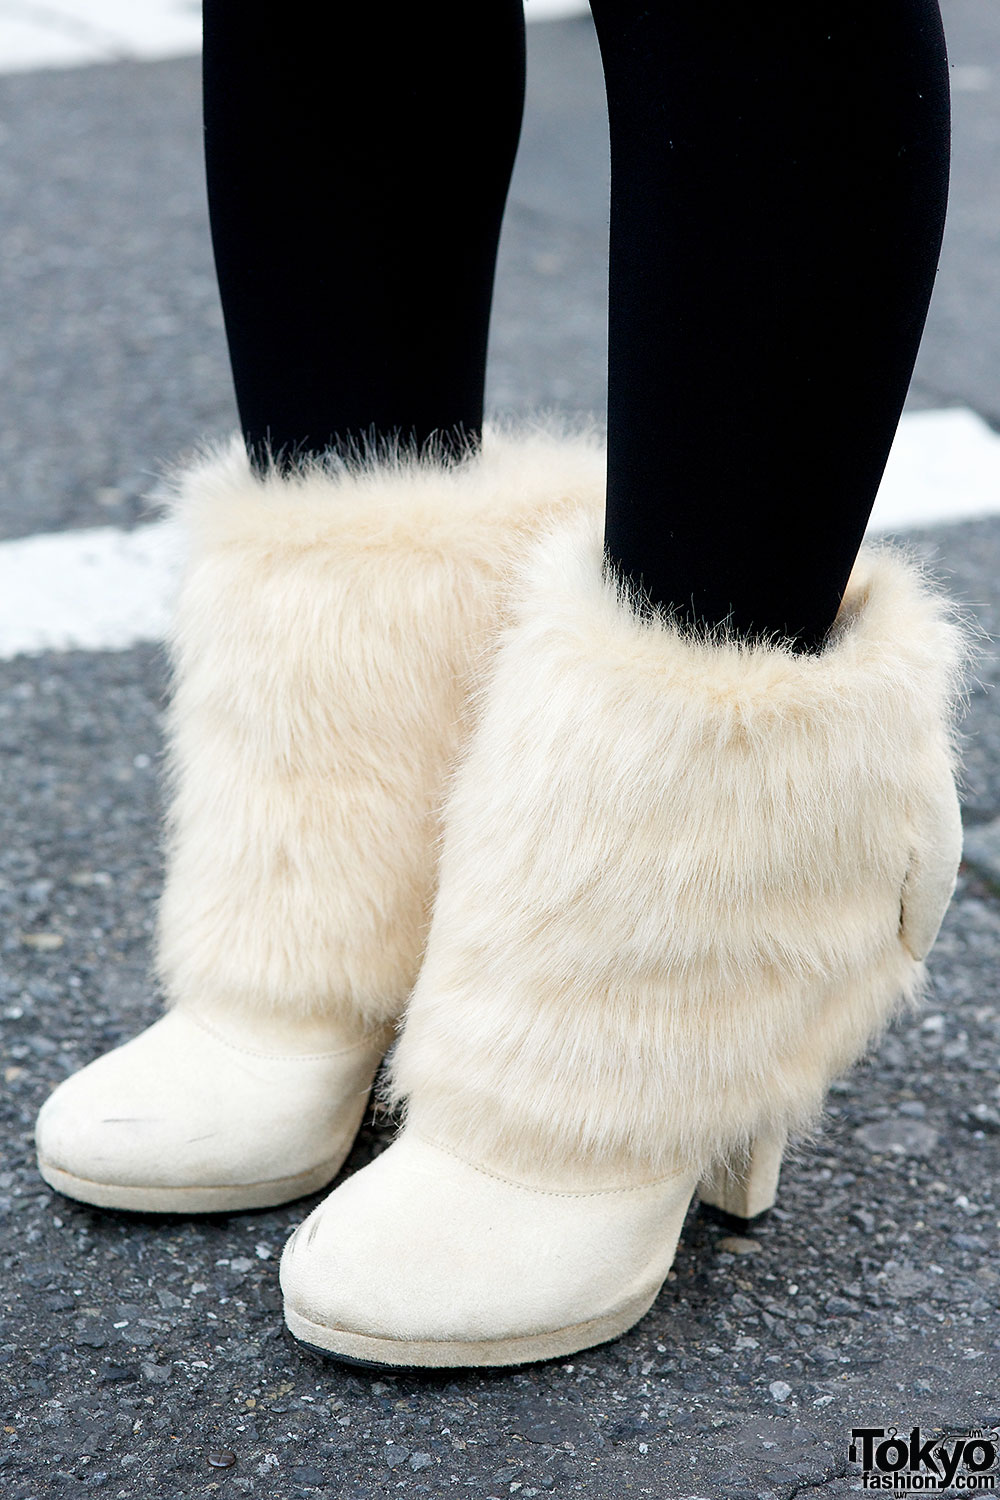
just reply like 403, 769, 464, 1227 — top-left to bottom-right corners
35, 430, 604, 1213
280, 510, 967, 1366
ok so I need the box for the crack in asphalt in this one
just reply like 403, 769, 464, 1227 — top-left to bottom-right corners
786, 1465, 851, 1499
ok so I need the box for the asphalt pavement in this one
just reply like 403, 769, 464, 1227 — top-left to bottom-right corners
1, 7, 998, 1499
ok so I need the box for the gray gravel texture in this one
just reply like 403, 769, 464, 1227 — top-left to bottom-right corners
1, 7, 1000, 1500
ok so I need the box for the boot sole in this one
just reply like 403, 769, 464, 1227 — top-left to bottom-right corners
282, 1288, 659, 1370
36, 1155, 342, 1214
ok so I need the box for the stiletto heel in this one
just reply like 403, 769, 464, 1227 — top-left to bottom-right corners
697, 1126, 787, 1229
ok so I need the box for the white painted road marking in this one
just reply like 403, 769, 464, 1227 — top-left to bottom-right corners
0, 0, 201, 71
872, 408, 1000, 532
0, 0, 589, 74
0, 408, 997, 661
524, 0, 590, 18
0, 517, 182, 657
0, 3, 988, 79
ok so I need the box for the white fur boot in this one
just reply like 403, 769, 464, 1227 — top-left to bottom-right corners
280, 510, 967, 1366
35, 430, 604, 1213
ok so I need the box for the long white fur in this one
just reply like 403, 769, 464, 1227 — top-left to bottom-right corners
155, 428, 606, 1030
390, 511, 969, 1182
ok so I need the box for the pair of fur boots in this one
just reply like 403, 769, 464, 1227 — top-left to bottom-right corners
36, 429, 966, 1367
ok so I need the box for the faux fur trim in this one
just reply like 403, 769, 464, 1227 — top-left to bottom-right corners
389, 511, 969, 1182
155, 427, 605, 1028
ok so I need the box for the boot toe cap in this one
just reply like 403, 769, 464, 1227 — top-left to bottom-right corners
35, 1009, 383, 1209
279, 1132, 693, 1364
36, 1047, 175, 1188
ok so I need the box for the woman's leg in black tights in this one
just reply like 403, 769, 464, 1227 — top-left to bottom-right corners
202, 2, 526, 470
591, 0, 950, 651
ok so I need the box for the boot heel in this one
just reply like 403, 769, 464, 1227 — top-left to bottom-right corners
697, 1126, 786, 1230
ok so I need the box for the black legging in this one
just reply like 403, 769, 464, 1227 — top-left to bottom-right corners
202, 1, 949, 652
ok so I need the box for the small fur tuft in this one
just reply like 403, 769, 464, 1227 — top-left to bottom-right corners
155, 427, 605, 1029
390, 511, 969, 1183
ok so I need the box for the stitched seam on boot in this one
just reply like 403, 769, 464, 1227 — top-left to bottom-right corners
178, 1008, 393, 1062
412, 1133, 689, 1200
